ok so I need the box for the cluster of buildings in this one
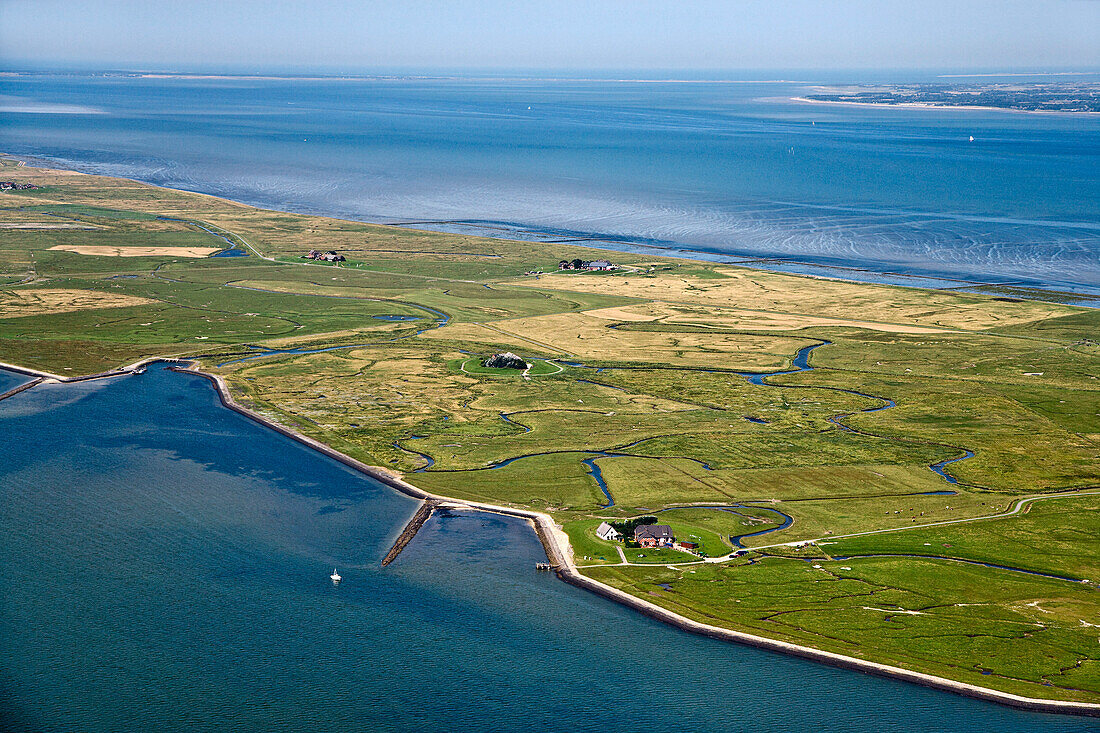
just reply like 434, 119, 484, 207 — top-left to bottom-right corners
0, 181, 38, 190
302, 249, 346, 263
558, 258, 616, 271
596, 522, 699, 553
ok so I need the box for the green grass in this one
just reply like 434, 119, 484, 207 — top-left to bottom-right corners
827, 493, 1100, 580
563, 518, 623, 564
586, 552, 1100, 702
622, 546, 699, 564
453, 357, 562, 376
652, 506, 782, 552
11, 204, 158, 220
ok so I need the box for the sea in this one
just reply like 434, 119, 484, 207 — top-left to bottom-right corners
1, 71, 1099, 295
0, 365, 1096, 732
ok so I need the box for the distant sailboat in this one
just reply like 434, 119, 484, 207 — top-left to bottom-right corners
969, 135, 975, 142
330, 567, 341, 584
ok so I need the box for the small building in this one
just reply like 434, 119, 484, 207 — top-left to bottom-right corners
303, 249, 345, 262
484, 352, 527, 370
676, 541, 699, 552
596, 522, 621, 542
585, 259, 615, 271
634, 524, 674, 548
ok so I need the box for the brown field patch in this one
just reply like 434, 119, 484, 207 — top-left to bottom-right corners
582, 304, 664, 322
0, 222, 105, 230
48, 245, 221, 258
0, 288, 156, 318
573, 301, 949, 334
506, 268, 1078, 331
420, 310, 809, 369
663, 308, 951, 334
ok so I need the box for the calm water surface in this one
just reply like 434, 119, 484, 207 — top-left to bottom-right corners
0, 364, 1096, 732
1, 72, 1098, 293
0, 371, 31, 394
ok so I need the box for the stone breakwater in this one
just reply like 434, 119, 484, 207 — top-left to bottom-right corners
4, 357, 1096, 717
382, 500, 440, 567
0, 376, 45, 402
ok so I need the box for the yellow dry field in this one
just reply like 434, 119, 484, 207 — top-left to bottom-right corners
0, 288, 155, 318
504, 268, 1075, 331
420, 310, 810, 368
48, 245, 221, 258
581, 302, 951, 334
226, 346, 481, 433
0, 222, 105, 230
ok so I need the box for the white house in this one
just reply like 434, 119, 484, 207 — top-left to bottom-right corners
585, 259, 615, 271
596, 522, 621, 542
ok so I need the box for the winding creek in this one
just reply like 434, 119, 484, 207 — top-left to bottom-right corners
157, 216, 247, 256
734, 342, 976, 484
215, 303, 449, 367
433, 341, 976, 525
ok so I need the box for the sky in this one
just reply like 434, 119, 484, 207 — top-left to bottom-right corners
2, 0, 1098, 73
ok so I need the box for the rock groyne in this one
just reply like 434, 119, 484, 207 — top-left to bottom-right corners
382, 500, 439, 566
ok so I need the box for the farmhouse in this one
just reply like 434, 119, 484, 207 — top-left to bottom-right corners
634, 524, 674, 548
558, 258, 617, 271
596, 522, 621, 542
484, 352, 527, 370
302, 249, 346, 262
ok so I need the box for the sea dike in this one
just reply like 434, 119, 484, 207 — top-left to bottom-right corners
14, 357, 1082, 718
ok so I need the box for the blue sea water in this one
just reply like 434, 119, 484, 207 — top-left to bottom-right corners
0, 370, 31, 394
1, 72, 1099, 293
0, 364, 1096, 732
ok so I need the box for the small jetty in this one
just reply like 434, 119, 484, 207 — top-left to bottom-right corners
0, 377, 45, 403
381, 499, 439, 567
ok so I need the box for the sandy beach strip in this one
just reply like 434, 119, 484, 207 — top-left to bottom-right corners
48, 244, 223, 257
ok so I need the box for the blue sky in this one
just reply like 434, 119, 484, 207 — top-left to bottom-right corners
2, 0, 1098, 72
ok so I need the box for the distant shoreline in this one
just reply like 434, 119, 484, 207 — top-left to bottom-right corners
6, 150, 1097, 309
790, 96, 1100, 116
0, 70, 807, 84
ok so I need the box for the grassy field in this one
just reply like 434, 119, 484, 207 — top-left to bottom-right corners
2, 159, 1098, 703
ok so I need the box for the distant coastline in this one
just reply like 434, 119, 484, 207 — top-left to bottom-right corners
790, 96, 1100, 116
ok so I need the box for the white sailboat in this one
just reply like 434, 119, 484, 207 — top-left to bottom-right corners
330, 567, 341, 584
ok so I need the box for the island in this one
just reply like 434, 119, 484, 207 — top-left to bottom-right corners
1, 155, 1098, 713
796, 82, 1100, 113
